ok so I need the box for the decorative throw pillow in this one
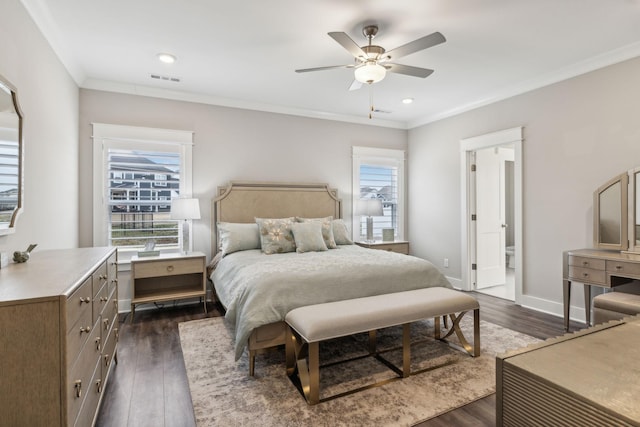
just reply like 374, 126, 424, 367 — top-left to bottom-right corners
255, 217, 296, 254
332, 219, 353, 245
218, 222, 261, 255
291, 221, 328, 253
296, 216, 337, 249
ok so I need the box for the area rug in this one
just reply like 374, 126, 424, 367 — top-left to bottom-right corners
178, 316, 539, 426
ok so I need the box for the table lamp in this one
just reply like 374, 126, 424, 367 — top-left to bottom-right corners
171, 198, 201, 254
356, 198, 383, 243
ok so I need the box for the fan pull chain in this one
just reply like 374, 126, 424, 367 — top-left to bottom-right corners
368, 84, 374, 119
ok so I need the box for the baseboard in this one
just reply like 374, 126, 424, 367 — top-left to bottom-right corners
519, 294, 586, 324
446, 276, 463, 290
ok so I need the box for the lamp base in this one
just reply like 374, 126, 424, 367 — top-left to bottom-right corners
365, 216, 374, 243
182, 220, 190, 254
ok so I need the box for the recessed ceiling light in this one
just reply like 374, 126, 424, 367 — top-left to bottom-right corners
157, 53, 176, 64
402, 98, 414, 104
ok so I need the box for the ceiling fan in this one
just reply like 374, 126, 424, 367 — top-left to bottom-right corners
295, 25, 445, 91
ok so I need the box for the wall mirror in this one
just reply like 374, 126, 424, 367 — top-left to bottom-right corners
0, 74, 23, 235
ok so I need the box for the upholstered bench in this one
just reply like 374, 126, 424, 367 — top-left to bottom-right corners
284, 287, 480, 404
593, 291, 640, 324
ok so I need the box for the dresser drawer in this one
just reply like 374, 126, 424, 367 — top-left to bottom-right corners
73, 357, 101, 427
67, 323, 101, 425
567, 266, 606, 284
133, 257, 203, 278
568, 255, 605, 270
102, 323, 118, 380
101, 289, 118, 339
66, 305, 94, 366
93, 282, 109, 321
92, 261, 108, 296
107, 253, 118, 296
66, 277, 93, 333
606, 260, 640, 277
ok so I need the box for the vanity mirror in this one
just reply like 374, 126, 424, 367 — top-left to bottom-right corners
593, 167, 640, 253
0, 74, 23, 235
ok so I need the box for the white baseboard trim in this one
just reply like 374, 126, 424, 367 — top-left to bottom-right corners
446, 276, 463, 290
519, 294, 587, 324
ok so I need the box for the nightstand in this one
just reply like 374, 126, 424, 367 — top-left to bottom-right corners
355, 240, 410, 255
130, 251, 207, 321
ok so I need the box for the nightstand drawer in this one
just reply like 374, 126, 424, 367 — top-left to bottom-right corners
375, 243, 409, 254
133, 258, 203, 278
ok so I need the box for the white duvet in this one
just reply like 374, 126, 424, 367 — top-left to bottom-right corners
210, 244, 452, 359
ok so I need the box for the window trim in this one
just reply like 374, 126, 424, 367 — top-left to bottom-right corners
352, 146, 406, 242
92, 123, 194, 261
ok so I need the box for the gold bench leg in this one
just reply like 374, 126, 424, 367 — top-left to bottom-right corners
436, 309, 481, 357
402, 323, 411, 377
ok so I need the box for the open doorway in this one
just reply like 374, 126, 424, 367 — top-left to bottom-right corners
460, 127, 523, 304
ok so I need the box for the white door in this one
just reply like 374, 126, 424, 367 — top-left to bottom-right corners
475, 147, 506, 288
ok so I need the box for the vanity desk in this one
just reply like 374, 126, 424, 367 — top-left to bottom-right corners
562, 249, 640, 330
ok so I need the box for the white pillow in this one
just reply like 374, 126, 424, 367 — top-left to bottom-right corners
291, 221, 328, 253
218, 222, 261, 255
296, 216, 337, 249
332, 219, 353, 245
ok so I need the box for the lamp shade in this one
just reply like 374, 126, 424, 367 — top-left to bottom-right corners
170, 198, 201, 220
355, 198, 384, 217
354, 63, 386, 84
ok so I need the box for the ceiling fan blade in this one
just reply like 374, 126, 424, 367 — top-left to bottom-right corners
295, 64, 354, 73
328, 32, 367, 59
385, 63, 434, 78
384, 32, 446, 61
348, 80, 363, 91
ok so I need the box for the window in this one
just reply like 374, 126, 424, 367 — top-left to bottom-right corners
93, 124, 193, 260
352, 146, 405, 241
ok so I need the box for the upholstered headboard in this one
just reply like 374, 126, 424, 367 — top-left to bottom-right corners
211, 181, 342, 255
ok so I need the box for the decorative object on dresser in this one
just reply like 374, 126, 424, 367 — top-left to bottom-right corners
130, 251, 207, 321
497, 315, 640, 426
170, 197, 201, 254
0, 247, 118, 427
355, 240, 409, 255
355, 198, 383, 242
563, 165, 640, 330
12, 243, 37, 262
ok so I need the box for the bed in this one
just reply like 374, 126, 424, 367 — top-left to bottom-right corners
210, 181, 452, 372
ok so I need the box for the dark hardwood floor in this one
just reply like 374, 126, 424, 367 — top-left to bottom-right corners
96, 293, 585, 427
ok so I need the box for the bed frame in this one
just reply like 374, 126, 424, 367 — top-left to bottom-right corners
211, 181, 342, 374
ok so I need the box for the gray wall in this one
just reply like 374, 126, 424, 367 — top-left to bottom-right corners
408, 56, 640, 318
0, 0, 79, 255
79, 89, 408, 259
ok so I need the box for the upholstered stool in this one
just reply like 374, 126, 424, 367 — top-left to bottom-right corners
593, 292, 640, 324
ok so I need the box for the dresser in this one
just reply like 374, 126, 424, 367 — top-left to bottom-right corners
497, 315, 640, 426
355, 240, 410, 255
0, 247, 118, 426
563, 248, 640, 331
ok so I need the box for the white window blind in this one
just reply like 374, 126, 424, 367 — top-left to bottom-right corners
107, 148, 181, 249
352, 146, 405, 241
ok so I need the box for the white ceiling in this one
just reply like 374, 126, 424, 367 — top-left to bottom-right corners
21, 0, 640, 129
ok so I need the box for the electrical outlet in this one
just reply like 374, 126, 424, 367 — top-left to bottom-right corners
444, 258, 449, 268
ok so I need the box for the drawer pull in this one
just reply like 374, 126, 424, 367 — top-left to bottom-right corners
80, 325, 91, 334
103, 318, 110, 330
95, 337, 101, 351
166, 265, 174, 273
582, 261, 589, 266
583, 273, 589, 278
104, 354, 111, 367
96, 378, 102, 394
79, 296, 91, 304
616, 265, 623, 270
100, 296, 108, 302
111, 278, 118, 284
74, 380, 82, 398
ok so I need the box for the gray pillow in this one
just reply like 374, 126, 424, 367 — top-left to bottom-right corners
218, 222, 261, 255
291, 221, 328, 253
296, 216, 337, 249
332, 219, 353, 245
255, 217, 296, 254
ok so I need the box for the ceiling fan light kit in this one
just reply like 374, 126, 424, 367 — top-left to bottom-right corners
354, 62, 386, 84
